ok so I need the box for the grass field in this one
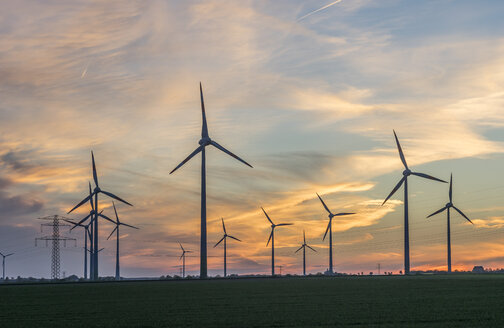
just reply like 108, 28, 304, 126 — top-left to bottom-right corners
1, 275, 503, 327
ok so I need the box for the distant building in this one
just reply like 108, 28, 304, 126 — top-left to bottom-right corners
472, 266, 485, 273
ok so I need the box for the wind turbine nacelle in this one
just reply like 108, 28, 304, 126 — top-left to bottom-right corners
199, 137, 211, 146
446, 202, 453, 208
403, 169, 411, 176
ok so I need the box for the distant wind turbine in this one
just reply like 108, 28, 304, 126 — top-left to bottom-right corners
316, 193, 354, 274
382, 130, 447, 274
262, 207, 293, 276
170, 83, 252, 278
107, 201, 139, 280
179, 243, 192, 278
0, 252, 13, 280
68, 152, 133, 280
214, 218, 241, 277
64, 217, 93, 280
427, 174, 473, 273
294, 230, 316, 276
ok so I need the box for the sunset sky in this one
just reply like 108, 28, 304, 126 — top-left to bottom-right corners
1, 0, 504, 278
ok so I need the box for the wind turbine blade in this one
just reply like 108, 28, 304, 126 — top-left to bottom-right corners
200, 82, 209, 138
294, 245, 303, 253
107, 227, 118, 240
221, 218, 227, 234
334, 212, 355, 216
71, 214, 92, 230
67, 193, 94, 214
100, 190, 133, 207
170, 146, 204, 174
453, 206, 473, 224
179, 243, 185, 252
316, 193, 332, 215
303, 230, 306, 244
382, 177, 405, 206
99, 212, 115, 225
228, 235, 241, 242
180, 254, 184, 261
112, 201, 119, 223
411, 172, 447, 183
214, 236, 225, 248
6, 253, 14, 257
322, 221, 331, 241
88, 181, 94, 211
266, 230, 273, 246
210, 140, 253, 168
261, 207, 274, 225
306, 245, 317, 252
449, 173, 453, 202
120, 222, 139, 229
426, 207, 447, 218
91, 151, 99, 187
276, 223, 293, 227
393, 130, 408, 169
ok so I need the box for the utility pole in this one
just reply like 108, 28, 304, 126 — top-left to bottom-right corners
377, 263, 381, 275
35, 215, 76, 280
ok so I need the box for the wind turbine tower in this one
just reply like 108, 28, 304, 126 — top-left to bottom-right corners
427, 174, 473, 273
170, 83, 252, 278
294, 230, 316, 276
214, 218, 241, 277
316, 193, 354, 275
262, 207, 293, 276
382, 130, 446, 274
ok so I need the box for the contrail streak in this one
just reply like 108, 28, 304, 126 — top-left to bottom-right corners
297, 0, 344, 21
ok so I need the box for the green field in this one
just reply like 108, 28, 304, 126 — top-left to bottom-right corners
1, 275, 503, 327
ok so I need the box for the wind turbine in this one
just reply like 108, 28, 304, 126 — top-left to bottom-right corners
179, 243, 192, 278
294, 230, 316, 276
0, 252, 13, 280
107, 201, 139, 280
382, 130, 447, 274
214, 218, 241, 277
427, 174, 473, 273
64, 218, 93, 279
170, 83, 252, 278
316, 193, 354, 275
68, 182, 115, 279
262, 207, 293, 276
68, 152, 133, 280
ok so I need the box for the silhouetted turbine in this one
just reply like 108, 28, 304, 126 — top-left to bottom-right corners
262, 207, 293, 276
68, 152, 132, 280
0, 252, 13, 280
170, 83, 252, 278
179, 243, 192, 278
107, 201, 139, 280
214, 218, 241, 277
316, 193, 354, 274
64, 217, 93, 279
427, 174, 473, 273
294, 230, 316, 276
382, 130, 447, 274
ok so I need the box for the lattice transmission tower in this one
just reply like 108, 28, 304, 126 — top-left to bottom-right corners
35, 215, 76, 280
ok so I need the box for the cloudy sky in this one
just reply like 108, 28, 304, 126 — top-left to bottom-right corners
1, 0, 504, 278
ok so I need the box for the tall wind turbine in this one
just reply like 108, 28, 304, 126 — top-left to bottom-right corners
179, 243, 192, 278
294, 230, 316, 276
68, 182, 115, 279
107, 201, 139, 280
382, 130, 447, 274
427, 174, 473, 273
316, 193, 354, 275
214, 218, 241, 277
262, 207, 293, 276
68, 152, 133, 280
170, 83, 253, 278
0, 252, 13, 280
